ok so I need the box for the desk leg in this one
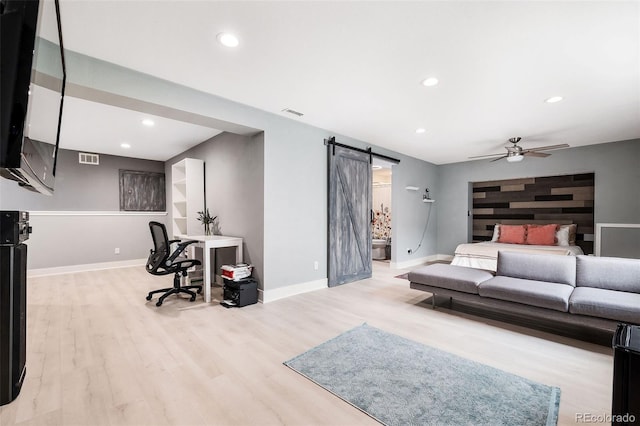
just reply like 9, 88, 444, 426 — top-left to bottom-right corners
236, 243, 243, 264
204, 245, 211, 303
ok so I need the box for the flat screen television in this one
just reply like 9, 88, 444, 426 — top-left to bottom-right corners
0, 0, 65, 195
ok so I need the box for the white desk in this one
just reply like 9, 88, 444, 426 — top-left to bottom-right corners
177, 234, 243, 303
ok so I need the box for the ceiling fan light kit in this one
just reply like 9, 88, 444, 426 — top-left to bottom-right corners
470, 137, 570, 163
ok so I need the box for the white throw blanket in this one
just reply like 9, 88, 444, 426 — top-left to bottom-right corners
451, 242, 584, 271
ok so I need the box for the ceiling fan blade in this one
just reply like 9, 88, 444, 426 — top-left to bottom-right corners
527, 143, 569, 152
490, 155, 508, 162
523, 151, 550, 158
469, 152, 505, 159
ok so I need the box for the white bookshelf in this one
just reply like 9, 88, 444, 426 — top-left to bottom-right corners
171, 158, 204, 237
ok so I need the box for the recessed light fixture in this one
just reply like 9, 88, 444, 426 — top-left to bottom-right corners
141, 118, 155, 127
421, 77, 439, 87
415, 128, 426, 134
217, 32, 239, 48
545, 96, 563, 103
120, 143, 131, 149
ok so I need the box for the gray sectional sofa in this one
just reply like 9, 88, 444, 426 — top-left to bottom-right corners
408, 251, 640, 334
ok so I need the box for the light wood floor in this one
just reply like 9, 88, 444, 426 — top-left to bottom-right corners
1, 262, 613, 426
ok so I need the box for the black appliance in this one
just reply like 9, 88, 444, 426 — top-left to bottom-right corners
0, 211, 29, 406
0, 0, 66, 195
612, 323, 640, 425
223, 278, 258, 308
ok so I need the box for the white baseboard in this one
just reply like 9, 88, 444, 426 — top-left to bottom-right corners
260, 278, 327, 303
28, 258, 147, 277
390, 254, 453, 270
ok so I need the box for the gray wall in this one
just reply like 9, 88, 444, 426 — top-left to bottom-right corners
4, 45, 638, 281
166, 132, 265, 287
391, 155, 439, 263
436, 138, 640, 255
57, 49, 439, 294
0, 148, 164, 211
0, 148, 166, 269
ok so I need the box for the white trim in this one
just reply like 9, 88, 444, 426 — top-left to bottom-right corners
390, 254, 442, 270
28, 258, 146, 277
29, 211, 167, 216
260, 278, 327, 303
595, 223, 640, 256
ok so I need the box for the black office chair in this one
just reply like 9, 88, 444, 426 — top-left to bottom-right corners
145, 221, 202, 306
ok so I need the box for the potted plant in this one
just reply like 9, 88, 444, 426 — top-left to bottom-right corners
197, 208, 217, 236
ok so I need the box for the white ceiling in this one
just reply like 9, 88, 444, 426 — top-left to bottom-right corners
53, 0, 639, 164
28, 86, 222, 161
59, 97, 223, 161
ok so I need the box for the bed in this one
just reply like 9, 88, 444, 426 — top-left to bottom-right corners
451, 241, 584, 271
450, 223, 584, 272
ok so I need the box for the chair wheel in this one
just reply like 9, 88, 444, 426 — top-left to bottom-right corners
190, 295, 196, 302
156, 301, 162, 307
146, 295, 152, 301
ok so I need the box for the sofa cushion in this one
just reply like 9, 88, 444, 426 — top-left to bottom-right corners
408, 264, 494, 294
478, 276, 574, 312
576, 255, 640, 293
569, 287, 640, 323
496, 250, 576, 286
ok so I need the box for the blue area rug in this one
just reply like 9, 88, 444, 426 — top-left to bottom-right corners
284, 324, 560, 426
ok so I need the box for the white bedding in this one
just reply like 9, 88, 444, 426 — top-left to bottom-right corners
451, 241, 584, 272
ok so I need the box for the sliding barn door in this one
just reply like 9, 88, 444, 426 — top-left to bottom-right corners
328, 145, 372, 287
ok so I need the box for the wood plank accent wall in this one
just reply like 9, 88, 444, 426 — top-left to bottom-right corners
472, 173, 595, 254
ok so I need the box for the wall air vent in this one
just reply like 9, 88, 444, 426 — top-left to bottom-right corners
78, 152, 99, 165
281, 108, 304, 117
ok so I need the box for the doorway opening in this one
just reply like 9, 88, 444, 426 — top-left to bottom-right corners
372, 159, 394, 264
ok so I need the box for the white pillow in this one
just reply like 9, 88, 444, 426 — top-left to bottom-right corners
556, 225, 571, 246
491, 224, 500, 242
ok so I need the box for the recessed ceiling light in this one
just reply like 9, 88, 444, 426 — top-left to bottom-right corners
217, 32, 239, 48
415, 128, 426, 134
545, 96, 563, 103
141, 119, 155, 127
421, 77, 439, 87
120, 143, 131, 149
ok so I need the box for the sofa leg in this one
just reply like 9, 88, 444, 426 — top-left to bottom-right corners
431, 295, 436, 309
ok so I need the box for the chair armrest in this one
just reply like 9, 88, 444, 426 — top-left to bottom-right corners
173, 258, 202, 269
167, 240, 199, 264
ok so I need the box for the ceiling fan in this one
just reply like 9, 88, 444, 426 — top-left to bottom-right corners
469, 137, 570, 163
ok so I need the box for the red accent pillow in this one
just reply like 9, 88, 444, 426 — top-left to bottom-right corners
497, 225, 527, 244
526, 224, 558, 245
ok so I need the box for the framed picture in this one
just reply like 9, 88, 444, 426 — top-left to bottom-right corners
119, 170, 166, 211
